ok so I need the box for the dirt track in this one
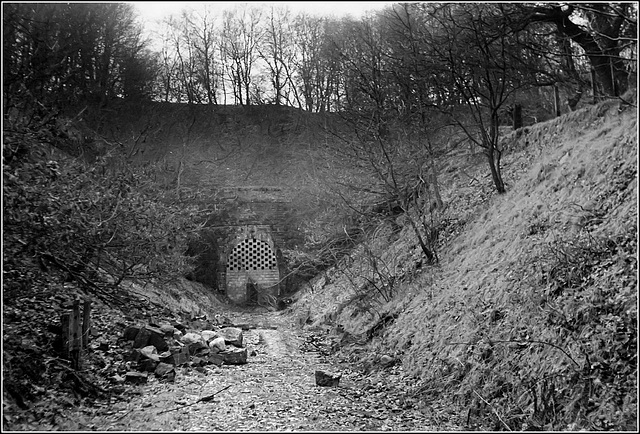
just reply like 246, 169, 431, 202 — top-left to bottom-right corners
58, 310, 457, 431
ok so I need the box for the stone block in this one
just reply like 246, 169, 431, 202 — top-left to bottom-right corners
218, 327, 243, 348
125, 371, 148, 384
315, 370, 341, 387
220, 347, 247, 365
208, 353, 224, 367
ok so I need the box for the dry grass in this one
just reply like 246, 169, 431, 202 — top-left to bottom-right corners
289, 95, 637, 430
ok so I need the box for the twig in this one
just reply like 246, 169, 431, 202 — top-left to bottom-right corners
157, 384, 232, 415
472, 389, 511, 431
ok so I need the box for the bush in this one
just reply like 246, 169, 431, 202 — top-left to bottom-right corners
3, 115, 203, 304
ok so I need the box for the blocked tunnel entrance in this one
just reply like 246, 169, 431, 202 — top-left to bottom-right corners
226, 237, 280, 304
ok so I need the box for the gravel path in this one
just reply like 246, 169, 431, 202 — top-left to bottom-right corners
60, 311, 459, 431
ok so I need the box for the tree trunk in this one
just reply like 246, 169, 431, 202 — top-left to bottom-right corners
512, 103, 523, 129
487, 146, 506, 194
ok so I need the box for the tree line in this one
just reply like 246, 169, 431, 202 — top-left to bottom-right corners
4, 2, 636, 111
2, 2, 637, 198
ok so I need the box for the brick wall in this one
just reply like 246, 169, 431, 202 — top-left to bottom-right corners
203, 186, 303, 304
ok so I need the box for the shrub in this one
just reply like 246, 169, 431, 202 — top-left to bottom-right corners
3, 115, 204, 304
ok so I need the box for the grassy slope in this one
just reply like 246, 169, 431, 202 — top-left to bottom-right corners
289, 96, 637, 430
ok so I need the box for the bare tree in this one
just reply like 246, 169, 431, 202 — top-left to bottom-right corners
220, 5, 263, 105
518, 3, 637, 98
184, 6, 220, 105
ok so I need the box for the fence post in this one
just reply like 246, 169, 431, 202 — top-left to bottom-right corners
82, 299, 92, 348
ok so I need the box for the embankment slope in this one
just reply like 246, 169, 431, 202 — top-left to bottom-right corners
292, 96, 637, 430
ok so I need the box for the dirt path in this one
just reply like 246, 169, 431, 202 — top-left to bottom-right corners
60, 311, 458, 431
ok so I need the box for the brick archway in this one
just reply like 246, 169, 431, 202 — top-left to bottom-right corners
225, 233, 280, 304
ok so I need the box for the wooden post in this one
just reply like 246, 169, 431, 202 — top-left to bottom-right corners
553, 84, 561, 117
70, 299, 82, 369
61, 312, 71, 359
82, 299, 92, 348
512, 104, 522, 129
591, 68, 598, 103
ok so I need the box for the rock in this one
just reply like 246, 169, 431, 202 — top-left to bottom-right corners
138, 358, 158, 372
182, 332, 204, 346
218, 327, 243, 348
250, 350, 257, 357
154, 362, 176, 381
208, 353, 224, 367
220, 347, 247, 365
194, 347, 210, 357
188, 341, 208, 356
201, 330, 217, 343
125, 371, 148, 384
172, 346, 190, 366
315, 370, 341, 387
209, 337, 226, 352
132, 327, 151, 348
146, 325, 169, 351
160, 346, 190, 366
111, 374, 125, 384
125, 349, 141, 363
140, 345, 160, 362
159, 324, 176, 336
122, 326, 140, 341
173, 330, 183, 340
380, 355, 395, 366
191, 356, 206, 367
172, 321, 186, 333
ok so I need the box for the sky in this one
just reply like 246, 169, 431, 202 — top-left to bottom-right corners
132, 1, 395, 23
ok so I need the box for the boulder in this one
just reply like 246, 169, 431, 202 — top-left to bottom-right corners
126, 349, 142, 363
182, 332, 204, 346
142, 325, 168, 351
125, 371, 148, 384
191, 356, 206, 367
209, 337, 226, 352
193, 347, 210, 357
201, 330, 217, 343
160, 346, 190, 366
123, 326, 141, 341
140, 345, 160, 362
138, 358, 158, 372
132, 327, 151, 348
315, 370, 341, 387
188, 341, 208, 356
218, 327, 243, 348
220, 347, 248, 365
159, 324, 176, 336
172, 321, 187, 333
154, 362, 176, 381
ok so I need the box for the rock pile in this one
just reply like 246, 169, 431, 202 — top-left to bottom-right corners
119, 322, 248, 384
